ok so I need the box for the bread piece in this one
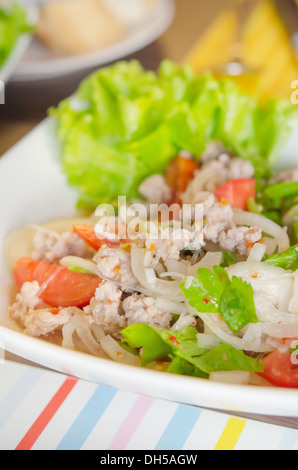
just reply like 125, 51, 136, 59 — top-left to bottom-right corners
36, 0, 126, 55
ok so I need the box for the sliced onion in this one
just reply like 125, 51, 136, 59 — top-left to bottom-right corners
155, 297, 186, 314
184, 276, 195, 289
188, 306, 272, 353
59, 256, 98, 275
131, 247, 183, 299
187, 252, 223, 276
262, 237, 277, 256
145, 268, 157, 286
227, 261, 288, 280
233, 210, 290, 252
289, 272, 298, 314
100, 335, 140, 366
89, 323, 106, 342
165, 259, 189, 275
227, 262, 294, 307
277, 276, 294, 311
254, 295, 298, 339
246, 243, 266, 262
159, 271, 186, 280
62, 318, 76, 350
73, 312, 104, 356
196, 333, 222, 349
171, 313, 196, 331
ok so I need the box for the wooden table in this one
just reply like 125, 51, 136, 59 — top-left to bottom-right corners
2, 0, 298, 432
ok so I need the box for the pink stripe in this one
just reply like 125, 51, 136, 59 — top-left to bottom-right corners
108, 395, 153, 450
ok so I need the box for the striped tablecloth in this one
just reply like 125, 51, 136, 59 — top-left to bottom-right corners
0, 360, 297, 450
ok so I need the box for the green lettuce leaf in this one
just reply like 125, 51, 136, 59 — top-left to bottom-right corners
121, 324, 207, 369
50, 60, 298, 209
121, 323, 263, 377
193, 344, 264, 374
0, 3, 32, 68
181, 266, 259, 334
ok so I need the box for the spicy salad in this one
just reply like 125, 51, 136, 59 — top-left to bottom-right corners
6, 60, 298, 389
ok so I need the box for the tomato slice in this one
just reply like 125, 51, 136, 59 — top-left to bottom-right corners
165, 156, 199, 200
214, 178, 256, 210
259, 349, 298, 388
13, 257, 101, 308
73, 225, 123, 250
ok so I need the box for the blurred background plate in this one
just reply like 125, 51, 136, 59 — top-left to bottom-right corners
0, 2, 38, 84
11, 0, 175, 82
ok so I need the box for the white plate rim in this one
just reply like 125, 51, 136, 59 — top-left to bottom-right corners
12, 0, 175, 82
2, 322, 298, 417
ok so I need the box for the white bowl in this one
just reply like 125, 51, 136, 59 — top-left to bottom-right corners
1, 118, 298, 417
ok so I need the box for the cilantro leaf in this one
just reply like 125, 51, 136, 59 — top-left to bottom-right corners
181, 266, 259, 334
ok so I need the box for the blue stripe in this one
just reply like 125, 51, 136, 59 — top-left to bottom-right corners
278, 428, 298, 450
56, 384, 117, 450
155, 405, 202, 450
0, 367, 43, 430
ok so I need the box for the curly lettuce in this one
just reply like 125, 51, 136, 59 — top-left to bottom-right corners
0, 2, 31, 68
50, 59, 298, 209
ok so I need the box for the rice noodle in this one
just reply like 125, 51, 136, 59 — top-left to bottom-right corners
233, 210, 290, 252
